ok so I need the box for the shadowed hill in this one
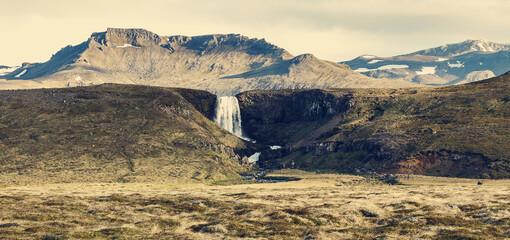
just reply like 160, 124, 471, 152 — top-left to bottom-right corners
0, 84, 255, 185
238, 74, 510, 178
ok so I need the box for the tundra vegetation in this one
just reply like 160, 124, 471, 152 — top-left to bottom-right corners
0, 75, 508, 239
0, 170, 509, 239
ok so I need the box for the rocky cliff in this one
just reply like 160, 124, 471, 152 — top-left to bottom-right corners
237, 75, 510, 178
0, 28, 417, 94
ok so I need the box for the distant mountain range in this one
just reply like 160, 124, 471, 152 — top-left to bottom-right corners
0, 28, 415, 94
341, 40, 510, 85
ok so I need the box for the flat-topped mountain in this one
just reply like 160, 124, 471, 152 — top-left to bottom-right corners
342, 40, 510, 85
0, 28, 417, 94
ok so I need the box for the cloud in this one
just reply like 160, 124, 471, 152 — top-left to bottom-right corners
0, 0, 509, 66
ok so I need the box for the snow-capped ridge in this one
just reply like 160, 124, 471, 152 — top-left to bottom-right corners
342, 39, 510, 86
409, 39, 510, 58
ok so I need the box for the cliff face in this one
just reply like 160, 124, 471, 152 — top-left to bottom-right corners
1, 28, 417, 94
238, 89, 352, 144
103, 28, 162, 46
237, 75, 510, 178
0, 84, 255, 185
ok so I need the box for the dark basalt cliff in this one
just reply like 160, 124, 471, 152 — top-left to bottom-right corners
238, 89, 352, 144
237, 75, 510, 178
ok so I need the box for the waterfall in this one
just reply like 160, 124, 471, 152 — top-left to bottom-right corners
214, 96, 260, 162
214, 96, 245, 139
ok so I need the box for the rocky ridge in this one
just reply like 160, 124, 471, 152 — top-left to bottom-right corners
0, 28, 417, 94
342, 40, 510, 85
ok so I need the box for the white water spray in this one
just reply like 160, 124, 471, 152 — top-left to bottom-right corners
214, 96, 245, 138
214, 96, 260, 162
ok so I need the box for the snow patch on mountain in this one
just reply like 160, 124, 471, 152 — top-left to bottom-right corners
355, 64, 409, 72
416, 66, 436, 75
15, 69, 27, 78
447, 61, 464, 68
116, 44, 139, 48
378, 65, 408, 70
368, 60, 383, 64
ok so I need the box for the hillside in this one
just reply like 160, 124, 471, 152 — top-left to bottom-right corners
0, 28, 417, 94
342, 40, 510, 85
0, 84, 255, 185
237, 74, 510, 178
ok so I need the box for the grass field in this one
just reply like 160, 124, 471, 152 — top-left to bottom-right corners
0, 170, 508, 239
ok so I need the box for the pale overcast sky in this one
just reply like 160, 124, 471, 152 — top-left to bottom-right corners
1, 0, 510, 66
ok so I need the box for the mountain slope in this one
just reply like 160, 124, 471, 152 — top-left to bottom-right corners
0, 84, 255, 185
237, 74, 510, 178
342, 40, 510, 85
0, 65, 17, 76
0, 28, 417, 94
409, 39, 510, 57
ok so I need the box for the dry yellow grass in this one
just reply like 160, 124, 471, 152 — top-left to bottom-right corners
0, 172, 509, 239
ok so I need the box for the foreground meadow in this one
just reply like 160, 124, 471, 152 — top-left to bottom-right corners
0, 171, 509, 239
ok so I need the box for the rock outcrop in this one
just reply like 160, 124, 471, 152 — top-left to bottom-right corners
238, 89, 352, 144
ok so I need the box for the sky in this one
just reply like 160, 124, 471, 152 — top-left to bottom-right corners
1, 0, 510, 66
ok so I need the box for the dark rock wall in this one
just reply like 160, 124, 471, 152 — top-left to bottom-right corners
174, 89, 217, 120
237, 89, 352, 144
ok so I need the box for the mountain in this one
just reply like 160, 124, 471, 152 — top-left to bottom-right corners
0, 28, 417, 94
341, 40, 510, 85
237, 74, 510, 178
0, 65, 17, 76
408, 39, 510, 57
0, 84, 255, 185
